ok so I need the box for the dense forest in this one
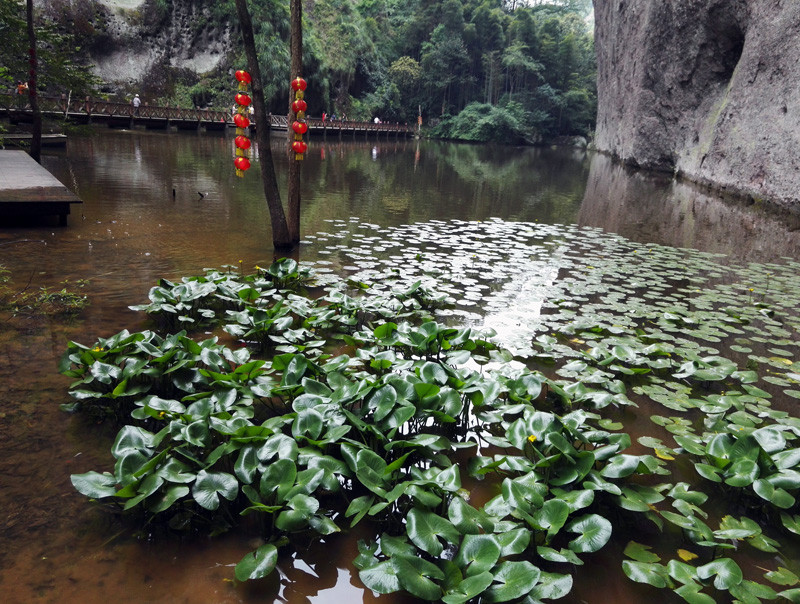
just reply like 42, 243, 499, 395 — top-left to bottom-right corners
1, 0, 596, 144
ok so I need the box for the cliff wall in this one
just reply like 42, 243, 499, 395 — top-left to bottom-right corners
593, 0, 800, 211
74, 0, 232, 96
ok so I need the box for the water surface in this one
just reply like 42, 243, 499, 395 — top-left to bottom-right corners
1, 128, 799, 603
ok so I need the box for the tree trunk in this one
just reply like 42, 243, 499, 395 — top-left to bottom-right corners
287, 0, 303, 245
234, 0, 293, 251
26, 0, 41, 163
484, 60, 491, 104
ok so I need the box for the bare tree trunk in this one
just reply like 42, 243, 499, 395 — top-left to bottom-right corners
287, 0, 302, 245
234, 0, 292, 251
484, 60, 490, 104
26, 0, 41, 163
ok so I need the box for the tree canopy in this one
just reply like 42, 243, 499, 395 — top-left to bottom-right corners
1, 0, 596, 144
0, 0, 101, 96
236, 0, 596, 141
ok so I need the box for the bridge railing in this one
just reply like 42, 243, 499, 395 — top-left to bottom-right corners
0, 92, 231, 122
305, 117, 410, 133
0, 91, 414, 133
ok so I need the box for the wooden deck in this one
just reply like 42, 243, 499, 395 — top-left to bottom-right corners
0, 150, 82, 225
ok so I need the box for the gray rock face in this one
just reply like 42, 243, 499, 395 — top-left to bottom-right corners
89, 0, 232, 93
593, 0, 800, 211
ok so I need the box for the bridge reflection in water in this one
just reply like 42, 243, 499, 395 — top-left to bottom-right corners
0, 92, 414, 138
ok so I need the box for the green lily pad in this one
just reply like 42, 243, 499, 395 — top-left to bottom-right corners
235, 543, 278, 582
484, 560, 541, 603
696, 558, 743, 590
567, 514, 612, 553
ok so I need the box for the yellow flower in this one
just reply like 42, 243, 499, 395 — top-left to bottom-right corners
528, 435, 537, 443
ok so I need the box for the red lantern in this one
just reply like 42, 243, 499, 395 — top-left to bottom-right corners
235, 70, 252, 84
292, 121, 308, 135
234, 156, 251, 171
233, 113, 250, 129
235, 135, 251, 150
235, 93, 251, 106
291, 99, 307, 114
291, 77, 307, 92
292, 140, 308, 154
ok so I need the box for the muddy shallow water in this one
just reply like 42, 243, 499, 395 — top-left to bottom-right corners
1, 128, 799, 603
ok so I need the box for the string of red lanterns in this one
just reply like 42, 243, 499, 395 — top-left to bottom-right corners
291, 77, 308, 161
233, 69, 252, 177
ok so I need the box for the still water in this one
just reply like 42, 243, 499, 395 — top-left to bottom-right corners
1, 128, 799, 603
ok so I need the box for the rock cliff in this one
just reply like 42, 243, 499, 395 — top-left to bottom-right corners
592, 0, 800, 211
83, 0, 232, 96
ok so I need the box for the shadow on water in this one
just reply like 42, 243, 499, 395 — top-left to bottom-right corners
1, 129, 799, 603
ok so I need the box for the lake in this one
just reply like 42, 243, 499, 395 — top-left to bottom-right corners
1, 128, 799, 603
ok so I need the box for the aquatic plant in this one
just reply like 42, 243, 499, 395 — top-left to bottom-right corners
61, 218, 800, 603
0, 265, 89, 316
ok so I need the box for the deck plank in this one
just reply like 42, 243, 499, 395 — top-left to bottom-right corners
0, 150, 81, 224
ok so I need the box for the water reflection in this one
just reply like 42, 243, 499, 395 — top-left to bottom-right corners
1, 129, 798, 604
579, 153, 800, 262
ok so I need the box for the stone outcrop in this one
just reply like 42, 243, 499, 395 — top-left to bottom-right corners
87, 0, 233, 95
592, 0, 800, 212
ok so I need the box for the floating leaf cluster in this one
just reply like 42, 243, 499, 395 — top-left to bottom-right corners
62, 217, 800, 602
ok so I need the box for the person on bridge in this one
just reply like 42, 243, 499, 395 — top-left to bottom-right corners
16, 81, 28, 108
132, 94, 141, 116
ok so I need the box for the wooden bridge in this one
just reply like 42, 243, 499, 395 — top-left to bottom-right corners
0, 92, 414, 138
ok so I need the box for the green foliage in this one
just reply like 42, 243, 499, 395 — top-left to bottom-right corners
60, 259, 625, 599
0, 0, 24, 89
0, 0, 595, 136
0, 0, 102, 95
211, 0, 595, 134
354, 0, 597, 140
388, 56, 421, 91
62, 248, 800, 601
431, 101, 535, 144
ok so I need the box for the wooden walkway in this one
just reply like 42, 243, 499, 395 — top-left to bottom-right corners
0, 150, 82, 225
0, 92, 414, 137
